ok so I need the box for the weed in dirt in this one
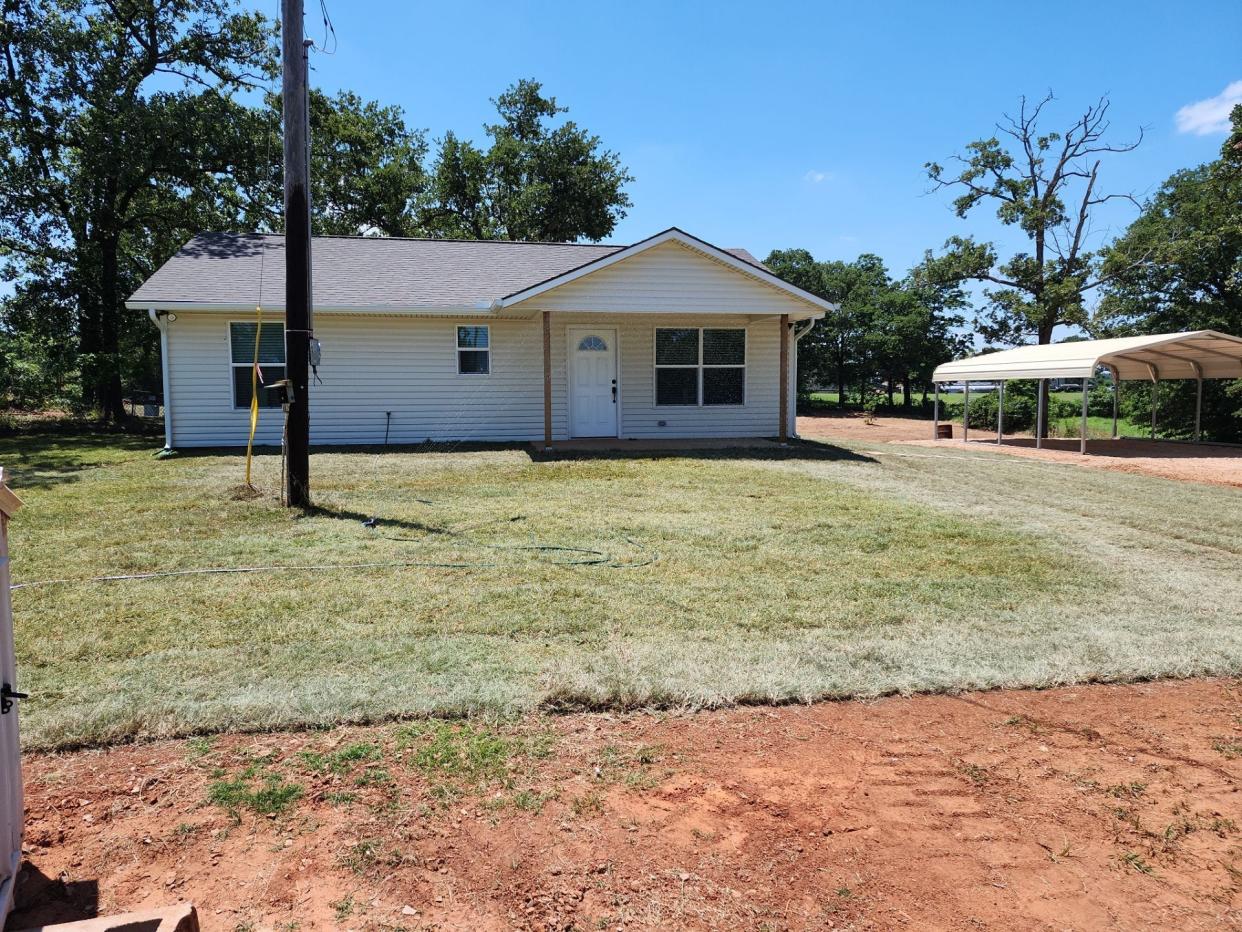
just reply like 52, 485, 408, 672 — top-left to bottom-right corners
185, 737, 215, 759
339, 839, 403, 877
1211, 738, 1242, 759
571, 790, 605, 817
173, 822, 198, 841
953, 759, 990, 786
401, 722, 516, 782
1037, 840, 1076, 862
331, 896, 355, 921
325, 791, 357, 807
300, 742, 383, 775
1003, 714, 1042, 733
1106, 782, 1147, 799
510, 789, 555, 812
1208, 817, 1237, 835
234, 922, 255, 932
1120, 851, 1155, 875
354, 767, 393, 787
593, 743, 664, 790
835, 887, 852, 898
208, 773, 303, 817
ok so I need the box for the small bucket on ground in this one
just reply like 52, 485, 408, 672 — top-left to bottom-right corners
935, 424, 953, 440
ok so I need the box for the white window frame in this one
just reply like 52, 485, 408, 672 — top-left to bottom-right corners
653, 326, 747, 407
456, 324, 491, 376
228, 320, 286, 410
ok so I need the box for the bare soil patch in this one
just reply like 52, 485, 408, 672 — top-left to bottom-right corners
12, 679, 1242, 931
798, 413, 1242, 488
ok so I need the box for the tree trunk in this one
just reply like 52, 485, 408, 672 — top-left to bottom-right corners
902, 373, 912, 409
97, 235, 126, 422
1035, 319, 1055, 438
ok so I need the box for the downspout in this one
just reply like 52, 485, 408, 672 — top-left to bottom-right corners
790, 318, 816, 439
148, 309, 173, 451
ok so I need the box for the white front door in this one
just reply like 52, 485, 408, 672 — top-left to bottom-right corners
568, 327, 618, 437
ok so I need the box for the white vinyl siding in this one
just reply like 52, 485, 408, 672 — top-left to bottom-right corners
161, 312, 788, 446
528, 240, 817, 316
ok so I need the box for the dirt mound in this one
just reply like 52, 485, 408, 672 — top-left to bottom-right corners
12, 678, 1242, 930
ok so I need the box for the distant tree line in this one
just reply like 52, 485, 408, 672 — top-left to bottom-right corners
773, 96, 1241, 441
0, 0, 632, 418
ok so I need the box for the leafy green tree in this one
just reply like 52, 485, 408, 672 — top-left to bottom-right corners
765, 250, 967, 408
422, 79, 633, 241
921, 93, 1143, 347
240, 89, 430, 237
1096, 104, 1242, 440
0, 0, 271, 419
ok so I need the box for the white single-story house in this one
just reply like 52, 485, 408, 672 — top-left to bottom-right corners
125, 227, 834, 449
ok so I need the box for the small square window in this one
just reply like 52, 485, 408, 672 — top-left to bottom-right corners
457, 325, 490, 374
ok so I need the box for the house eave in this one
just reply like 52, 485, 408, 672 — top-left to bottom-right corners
125, 300, 498, 316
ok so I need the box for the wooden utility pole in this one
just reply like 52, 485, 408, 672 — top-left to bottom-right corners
282, 0, 312, 507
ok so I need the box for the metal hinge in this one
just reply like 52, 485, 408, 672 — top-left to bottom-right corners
0, 684, 27, 714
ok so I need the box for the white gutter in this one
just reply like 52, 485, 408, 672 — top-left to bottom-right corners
148, 309, 173, 450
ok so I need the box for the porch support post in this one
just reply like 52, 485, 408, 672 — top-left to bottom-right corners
542, 311, 552, 450
1036, 378, 1045, 449
778, 314, 790, 443
1080, 376, 1089, 455
932, 383, 940, 440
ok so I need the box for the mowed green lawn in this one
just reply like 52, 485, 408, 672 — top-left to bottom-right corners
4, 431, 1241, 749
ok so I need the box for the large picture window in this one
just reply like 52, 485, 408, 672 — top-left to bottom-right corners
230, 321, 286, 409
457, 325, 490, 374
655, 327, 746, 406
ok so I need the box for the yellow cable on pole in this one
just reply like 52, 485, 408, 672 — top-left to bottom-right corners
244, 306, 263, 487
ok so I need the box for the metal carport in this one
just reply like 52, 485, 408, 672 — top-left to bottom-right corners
931, 330, 1242, 454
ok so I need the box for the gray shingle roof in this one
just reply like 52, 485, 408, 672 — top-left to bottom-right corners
127, 232, 769, 311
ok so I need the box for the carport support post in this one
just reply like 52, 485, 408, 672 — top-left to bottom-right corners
962, 381, 970, 443
996, 381, 1004, 444
1194, 367, 1203, 444
1110, 367, 1119, 439
1152, 379, 1159, 440
542, 311, 552, 451
1036, 379, 1045, 450
932, 383, 940, 440
1080, 377, 1089, 455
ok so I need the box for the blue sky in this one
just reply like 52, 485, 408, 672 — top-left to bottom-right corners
282, 0, 1241, 277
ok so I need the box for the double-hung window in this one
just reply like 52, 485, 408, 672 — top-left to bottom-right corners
457, 325, 490, 374
230, 321, 286, 409
655, 327, 745, 406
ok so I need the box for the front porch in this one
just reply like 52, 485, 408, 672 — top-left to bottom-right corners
533, 310, 798, 449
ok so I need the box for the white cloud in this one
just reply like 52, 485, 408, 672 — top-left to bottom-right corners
1175, 80, 1242, 135
803, 169, 832, 184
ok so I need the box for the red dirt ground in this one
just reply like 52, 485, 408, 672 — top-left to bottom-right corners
11, 679, 1242, 931
797, 413, 1242, 488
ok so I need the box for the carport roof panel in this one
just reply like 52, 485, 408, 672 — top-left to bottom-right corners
932, 330, 1242, 382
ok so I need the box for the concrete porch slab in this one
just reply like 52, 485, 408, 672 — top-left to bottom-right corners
531, 437, 784, 454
